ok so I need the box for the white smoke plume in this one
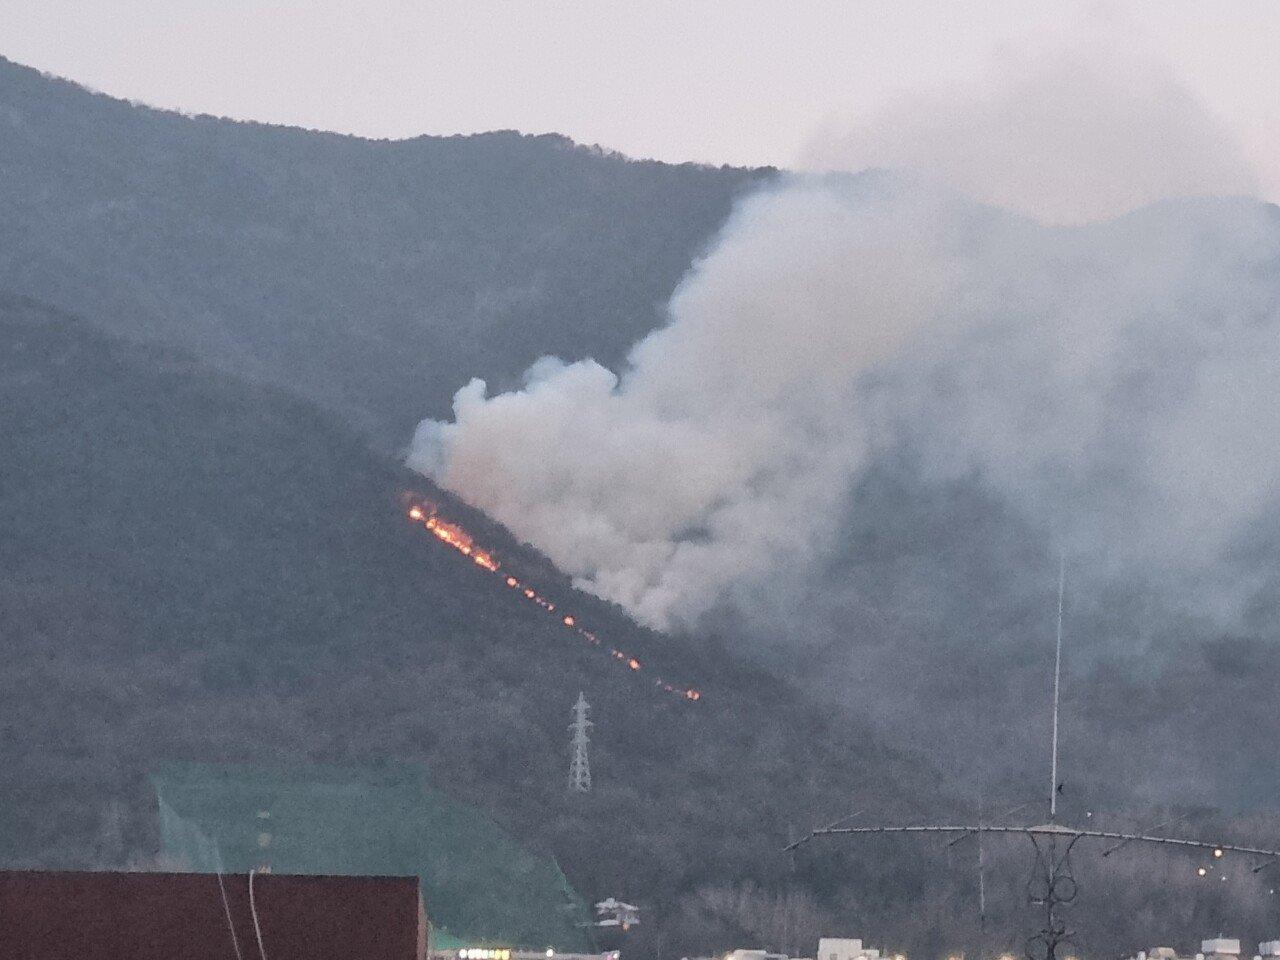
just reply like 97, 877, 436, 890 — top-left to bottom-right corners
411, 180, 956, 629
410, 173, 1280, 630
409, 43, 1279, 634
880, 196, 1280, 582
801, 44, 1258, 224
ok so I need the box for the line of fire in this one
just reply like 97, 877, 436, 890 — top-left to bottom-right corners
403, 498, 702, 704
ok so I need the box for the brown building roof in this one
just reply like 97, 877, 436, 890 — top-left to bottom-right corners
0, 869, 426, 960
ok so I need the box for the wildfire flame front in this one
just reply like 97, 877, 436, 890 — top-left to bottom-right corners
403, 498, 702, 703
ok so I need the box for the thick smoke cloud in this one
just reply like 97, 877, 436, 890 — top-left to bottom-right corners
411, 181, 954, 629
410, 41, 1278, 634
409, 173, 1280, 631
800, 45, 1258, 224
885, 197, 1280, 574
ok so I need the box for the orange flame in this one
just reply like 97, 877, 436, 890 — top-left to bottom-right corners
404, 499, 702, 704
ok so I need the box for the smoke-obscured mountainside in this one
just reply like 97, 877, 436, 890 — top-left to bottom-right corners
413, 172, 1280, 811
0, 292, 959, 945
7, 52, 1280, 955
5, 51, 1280, 813
0, 55, 769, 449
8, 292, 1280, 957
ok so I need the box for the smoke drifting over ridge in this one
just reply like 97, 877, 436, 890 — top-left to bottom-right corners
410, 177, 1280, 631
411, 181, 954, 629
409, 49, 1280, 635
802, 44, 1259, 224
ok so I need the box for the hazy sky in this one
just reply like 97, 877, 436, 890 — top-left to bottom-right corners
3, 0, 1277, 196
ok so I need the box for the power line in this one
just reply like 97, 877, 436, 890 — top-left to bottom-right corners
248, 868, 269, 960
1050, 556, 1065, 822
216, 871, 245, 960
786, 822, 1278, 858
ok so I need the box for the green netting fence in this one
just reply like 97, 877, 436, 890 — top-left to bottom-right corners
151, 762, 594, 952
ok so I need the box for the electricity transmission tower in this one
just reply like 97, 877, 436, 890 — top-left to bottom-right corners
569, 692, 592, 793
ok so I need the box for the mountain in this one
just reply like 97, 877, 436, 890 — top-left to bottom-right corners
6, 290, 1277, 956
7, 55, 1280, 955
0, 292, 970, 954
0, 56, 771, 449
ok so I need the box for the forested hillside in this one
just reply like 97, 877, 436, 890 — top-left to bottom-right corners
0, 292, 959, 952
6, 54, 1280, 958
0, 56, 770, 448
6, 291, 1279, 956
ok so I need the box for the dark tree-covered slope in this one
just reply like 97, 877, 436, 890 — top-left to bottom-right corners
0, 57, 772, 448
0, 293, 963, 953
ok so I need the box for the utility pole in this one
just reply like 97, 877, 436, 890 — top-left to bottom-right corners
1049, 555, 1065, 823
977, 795, 987, 947
569, 692, 592, 793
1030, 557, 1072, 960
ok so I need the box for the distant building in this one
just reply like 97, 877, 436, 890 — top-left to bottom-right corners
682, 934, 889, 960
1203, 941, 1243, 960
818, 939, 883, 960
725, 950, 788, 960
717, 937, 884, 960
1130, 939, 1267, 960
0, 869, 425, 960
1131, 945, 1193, 960
594, 897, 640, 930
435, 950, 617, 960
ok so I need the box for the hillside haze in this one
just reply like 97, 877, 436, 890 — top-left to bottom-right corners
0, 56, 770, 448
9, 292, 1279, 958
0, 292, 965, 951
406, 165, 1280, 814
6, 54, 1280, 959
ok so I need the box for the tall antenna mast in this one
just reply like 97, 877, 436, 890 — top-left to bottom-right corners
1049, 555, 1065, 822
977, 795, 987, 933
786, 551, 1280, 960
569, 692, 592, 793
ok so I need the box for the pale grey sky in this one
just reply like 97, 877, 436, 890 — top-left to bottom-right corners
3, 0, 1277, 200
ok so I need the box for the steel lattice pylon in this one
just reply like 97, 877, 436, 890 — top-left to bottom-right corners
569, 691, 592, 793
1025, 831, 1080, 960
